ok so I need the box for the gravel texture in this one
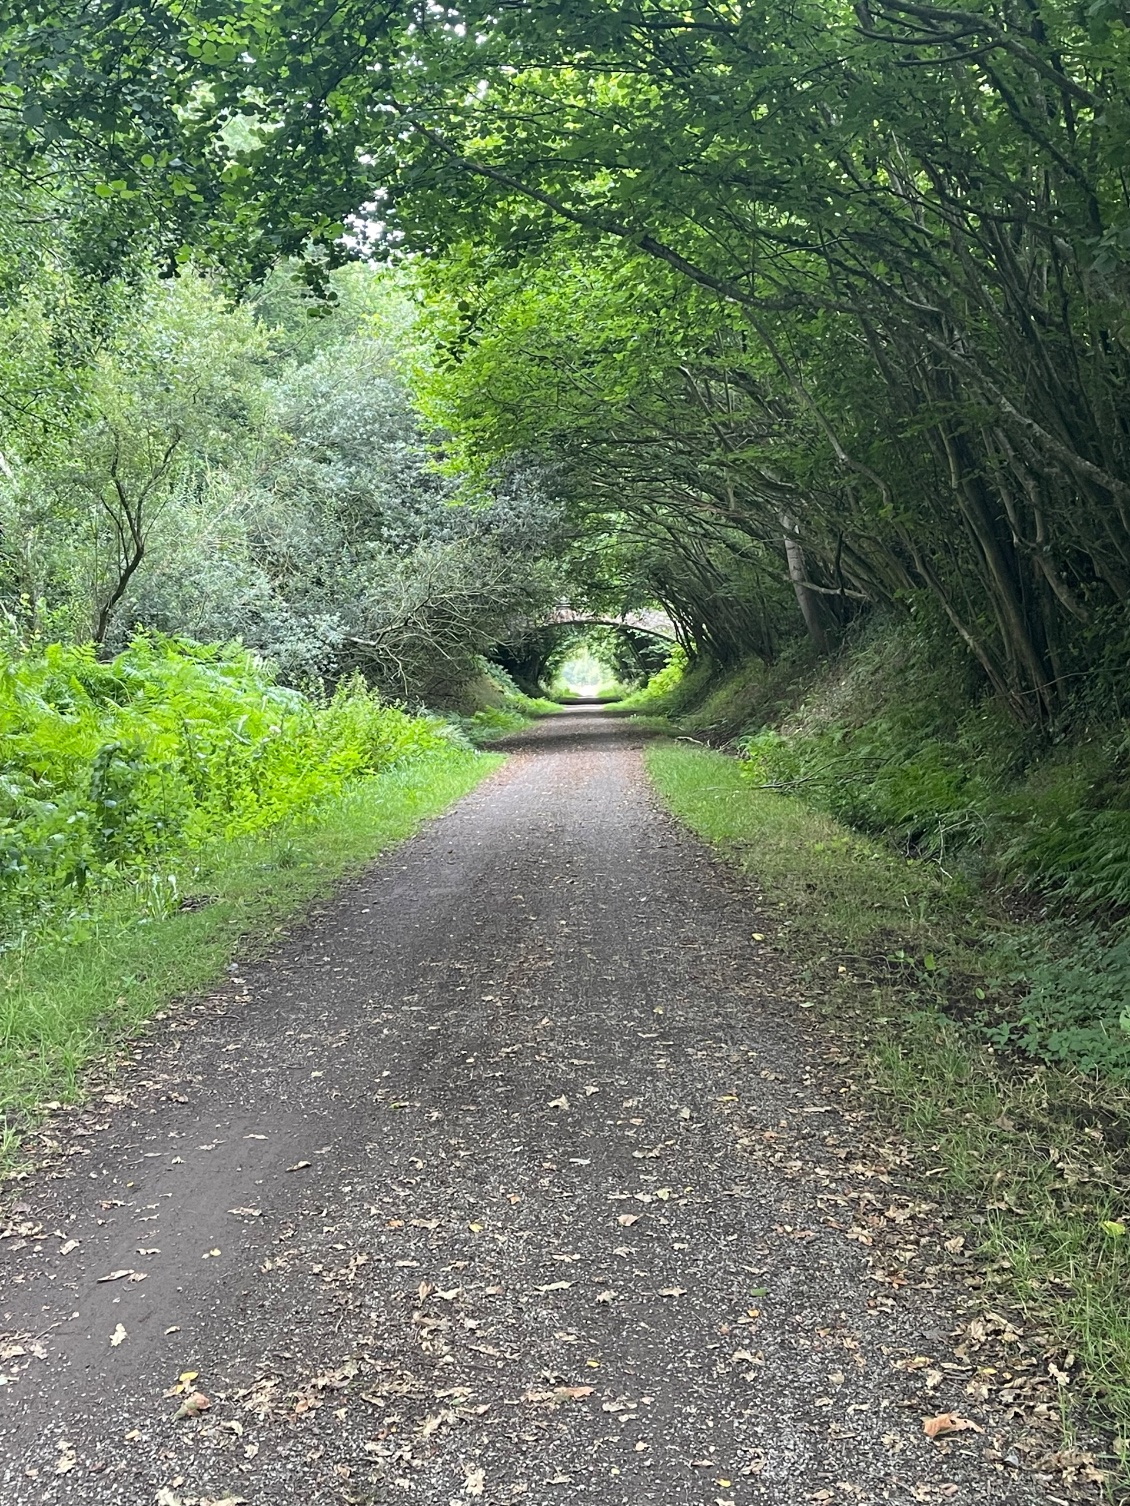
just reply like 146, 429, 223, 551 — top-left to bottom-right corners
0, 707, 1084, 1504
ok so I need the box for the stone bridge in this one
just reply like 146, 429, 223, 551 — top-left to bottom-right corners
538, 607, 678, 641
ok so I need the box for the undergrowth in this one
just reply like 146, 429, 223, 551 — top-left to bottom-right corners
0, 634, 457, 944
631, 616, 1130, 1080
448, 659, 560, 742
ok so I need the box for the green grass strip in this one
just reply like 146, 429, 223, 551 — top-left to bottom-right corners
1, 746, 500, 1158
645, 739, 953, 953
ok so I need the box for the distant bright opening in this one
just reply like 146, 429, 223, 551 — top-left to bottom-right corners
556, 645, 618, 696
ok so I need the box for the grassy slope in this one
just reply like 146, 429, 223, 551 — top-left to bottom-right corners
646, 736, 1130, 1472
1, 747, 499, 1158
444, 668, 562, 743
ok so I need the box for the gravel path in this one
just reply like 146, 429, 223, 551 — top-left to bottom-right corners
0, 708, 1080, 1504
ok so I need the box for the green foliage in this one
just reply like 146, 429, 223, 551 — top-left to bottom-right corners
8, 0, 1130, 721
637, 613, 1130, 1077
987, 926, 1130, 1074
635, 647, 688, 703
391, 2, 1130, 724
0, 634, 452, 940
614, 645, 690, 711
413, 251, 804, 668
444, 658, 559, 744
739, 724, 992, 860
1000, 802, 1130, 913
0, 258, 563, 698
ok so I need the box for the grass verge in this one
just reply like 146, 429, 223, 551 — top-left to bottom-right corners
458, 696, 560, 743
1, 746, 500, 1162
647, 739, 1130, 1473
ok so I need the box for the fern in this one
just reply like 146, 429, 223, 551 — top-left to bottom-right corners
0, 635, 450, 942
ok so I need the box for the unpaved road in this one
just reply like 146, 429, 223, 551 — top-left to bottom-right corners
0, 709, 1081, 1504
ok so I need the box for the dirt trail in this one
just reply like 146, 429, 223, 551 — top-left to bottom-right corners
0, 708, 1071, 1504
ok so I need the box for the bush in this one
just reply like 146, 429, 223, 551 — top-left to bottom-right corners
0, 634, 451, 939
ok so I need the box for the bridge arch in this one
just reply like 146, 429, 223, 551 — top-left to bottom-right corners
539, 607, 678, 642
495, 607, 679, 694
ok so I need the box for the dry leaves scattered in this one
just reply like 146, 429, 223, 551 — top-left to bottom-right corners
922, 1412, 981, 1439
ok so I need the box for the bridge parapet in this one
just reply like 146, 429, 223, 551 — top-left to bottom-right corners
540, 608, 677, 641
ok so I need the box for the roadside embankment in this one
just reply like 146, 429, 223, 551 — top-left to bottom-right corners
634, 620, 1130, 1464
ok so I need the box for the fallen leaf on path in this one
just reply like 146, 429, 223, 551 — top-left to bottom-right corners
286, 1161, 311, 1172
535, 1281, 572, 1293
174, 1391, 212, 1419
617, 1214, 639, 1227
165, 1370, 199, 1397
595, 1289, 617, 1303
922, 1412, 981, 1439
109, 1324, 127, 1347
228, 1207, 261, 1219
657, 1287, 687, 1297
59, 1239, 79, 1255
548, 1096, 569, 1110
202, 1248, 222, 1259
98, 1268, 134, 1283
463, 1465, 485, 1497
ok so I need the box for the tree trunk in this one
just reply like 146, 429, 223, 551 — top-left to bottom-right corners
780, 514, 830, 653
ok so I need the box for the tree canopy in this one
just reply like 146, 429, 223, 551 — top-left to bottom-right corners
2, 0, 1130, 717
